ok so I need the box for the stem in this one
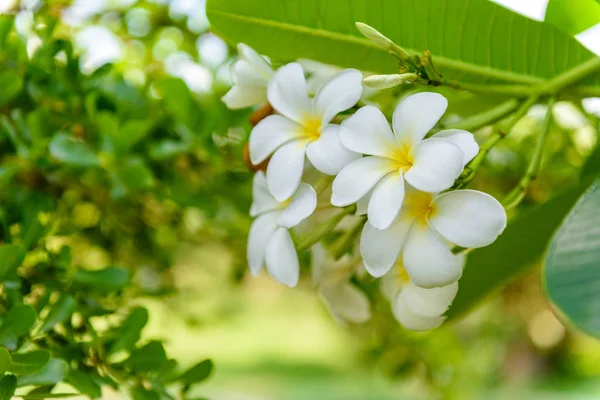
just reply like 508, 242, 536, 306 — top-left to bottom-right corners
535, 57, 600, 95
502, 97, 556, 208
296, 206, 355, 251
454, 96, 539, 189
331, 216, 366, 260
445, 98, 520, 131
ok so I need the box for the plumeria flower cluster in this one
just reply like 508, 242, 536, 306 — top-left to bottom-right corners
223, 44, 508, 331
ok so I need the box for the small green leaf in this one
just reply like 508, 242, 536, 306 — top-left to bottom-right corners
108, 307, 149, 355
0, 305, 37, 341
9, 350, 51, 375
66, 370, 102, 399
17, 358, 69, 387
0, 347, 11, 375
0, 71, 23, 107
112, 158, 155, 192
72, 266, 130, 292
179, 359, 213, 386
49, 133, 100, 167
0, 244, 26, 280
148, 140, 190, 160
126, 341, 167, 374
38, 295, 76, 334
0, 375, 16, 400
129, 386, 160, 400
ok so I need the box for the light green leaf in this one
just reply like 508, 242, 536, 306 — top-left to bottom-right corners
49, 133, 101, 167
72, 266, 130, 292
545, 0, 600, 35
178, 359, 213, 387
544, 178, 600, 337
0, 305, 37, 341
38, 295, 76, 334
9, 350, 51, 375
447, 180, 593, 319
207, 0, 600, 91
107, 307, 149, 355
0, 244, 26, 280
0, 375, 16, 400
17, 358, 69, 387
0, 347, 11, 375
0, 71, 23, 106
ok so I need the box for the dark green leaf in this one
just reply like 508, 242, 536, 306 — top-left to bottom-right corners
0, 347, 11, 375
0, 244, 26, 280
178, 359, 213, 386
72, 266, 130, 292
112, 158, 155, 193
126, 341, 167, 374
9, 350, 51, 375
66, 370, 102, 399
0, 71, 23, 106
0, 375, 16, 400
129, 386, 160, 400
544, 178, 600, 337
49, 133, 100, 167
0, 305, 37, 341
108, 307, 149, 355
39, 295, 76, 334
582, 143, 600, 181
17, 358, 69, 387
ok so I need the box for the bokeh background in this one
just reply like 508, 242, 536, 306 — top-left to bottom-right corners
2, 0, 600, 399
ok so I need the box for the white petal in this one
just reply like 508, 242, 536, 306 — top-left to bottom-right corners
266, 139, 308, 202
392, 92, 448, 144
360, 217, 412, 277
321, 282, 371, 324
306, 125, 361, 175
222, 85, 266, 109
265, 227, 299, 287
250, 171, 280, 217
393, 292, 445, 331
432, 129, 479, 165
401, 281, 458, 318
404, 138, 464, 193
368, 171, 405, 230
237, 43, 273, 78
249, 115, 304, 165
314, 69, 363, 124
278, 183, 317, 228
355, 188, 373, 216
339, 106, 398, 157
331, 156, 396, 207
402, 223, 463, 288
429, 190, 507, 248
232, 59, 270, 88
247, 212, 279, 276
267, 62, 311, 124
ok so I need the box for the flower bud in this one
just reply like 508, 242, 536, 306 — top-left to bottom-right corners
356, 22, 412, 61
363, 73, 419, 89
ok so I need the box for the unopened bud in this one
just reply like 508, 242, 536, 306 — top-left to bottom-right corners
363, 73, 419, 89
356, 22, 412, 61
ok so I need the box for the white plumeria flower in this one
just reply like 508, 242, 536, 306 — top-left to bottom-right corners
360, 185, 507, 287
247, 172, 317, 287
311, 244, 371, 324
332, 92, 479, 230
222, 43, 274, 109
249, 62, 363, 201
381, 257, 463, 331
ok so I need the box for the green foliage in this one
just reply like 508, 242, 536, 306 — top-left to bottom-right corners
207, 0, 600, 92
0, 375, 17, 400
544, 178, 600, 337
545, 0, 600, 35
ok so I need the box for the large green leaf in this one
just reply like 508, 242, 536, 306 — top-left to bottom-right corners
0, 375, 16, 400
544, 178, 600, 337
16, 358, 69, 387
545, 0, 600, 35
447, 180, 593, 319
9, 350, 51, 375
207, 0, 600, 90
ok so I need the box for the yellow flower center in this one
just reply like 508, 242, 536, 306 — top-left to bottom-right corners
300, 115, 322, 141
393, 260, 411, 286
404, 191, 437, 225
388, 143, 414, 172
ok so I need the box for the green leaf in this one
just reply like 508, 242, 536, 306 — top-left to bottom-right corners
126, 341, 167, 374
17, 358, 69, 387
72, 266, 130, 292
178, 359, 213, 386
0, 305, 37, 341
0, 375, 16, 400
582, 143, 600, 181
107, 307, 149, 355
0, 71, 23, 107
0, 347, 11, 375
129, 386, 160, 400
113, 158, 155, 192
9, 350, 51, 375
66, 370, 102, 399
49, 133, 100, 167
545, 0, 600, 35
38, 295, 76, 334
544, 178, 600, 337
447, 181, 593, 319
207, 0, 600, 91
0, 244, 26, 280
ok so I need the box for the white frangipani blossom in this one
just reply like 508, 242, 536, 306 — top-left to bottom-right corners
249, 62, 363, 201
311, 244, 371, 324
332, 92, 479, 230
381, 258, 463, 331
361, 185, 507, 287
247, 172, 317, 287
222, 43, 274, 109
